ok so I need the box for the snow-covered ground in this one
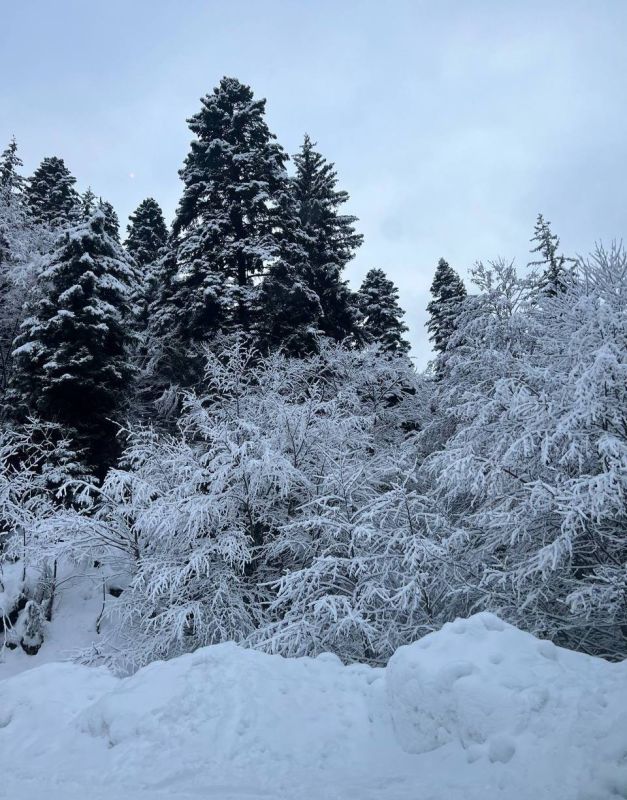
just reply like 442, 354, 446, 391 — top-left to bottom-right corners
1, 612, 626, 800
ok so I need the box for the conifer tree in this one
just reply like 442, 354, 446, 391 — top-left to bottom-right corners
26, 156, 79, 228
529, 213, 575, 295
10, 211, 135, 476
426, 258, 467, 354
357, 268, 410, 354
168, 77, 295, 347
125, 198, 168, 269
291, 135, 362, 342
98, 199, 120, 241
81, 188, 97, 217
0, 137, 25, 195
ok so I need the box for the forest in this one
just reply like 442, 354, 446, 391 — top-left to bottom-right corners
1, 76, 625, 672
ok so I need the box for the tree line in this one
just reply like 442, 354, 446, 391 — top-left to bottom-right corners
0, 77, 625, 668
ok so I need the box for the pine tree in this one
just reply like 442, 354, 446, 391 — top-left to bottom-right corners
26, 156, 79, 228
291, 135, 362, 342
426, 258, 467, 354
0, 137, 25, 195
357, 268, 410, 354
125, 198, 168, 269
10, 211, 135, 477
168, 76, 294, 347
529, 213, 575, 295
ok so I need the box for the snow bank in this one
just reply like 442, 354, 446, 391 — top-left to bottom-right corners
1, 614, 626, 800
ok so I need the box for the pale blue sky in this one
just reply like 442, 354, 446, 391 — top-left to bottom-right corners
2, 0, 626, 364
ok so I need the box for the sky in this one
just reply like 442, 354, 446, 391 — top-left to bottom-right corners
2, 0, 627, 366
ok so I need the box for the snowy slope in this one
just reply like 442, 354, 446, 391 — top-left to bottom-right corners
1, 613, 626, 800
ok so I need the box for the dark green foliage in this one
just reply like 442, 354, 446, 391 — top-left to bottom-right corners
357, 268, 410, 354
26, 156, 79, 228
426, 258, 467, 354
10, 212, 135, 477
257, 260, 322, 356
126, 198, 168, 269
170, 76, 294, 343
291, 135, 362, 342
529, 213, 575, 296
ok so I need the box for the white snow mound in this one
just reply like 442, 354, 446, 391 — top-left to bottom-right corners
1, 612, 626, 800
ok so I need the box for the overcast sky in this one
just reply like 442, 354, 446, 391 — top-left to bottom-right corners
2, 0, 626, 365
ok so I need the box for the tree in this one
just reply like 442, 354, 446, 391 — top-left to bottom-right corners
9, 211, 136, 477
357, 268, 410, 354
167, 76, 295, 350
291, 135, 362, 342
26, 156, 79, 228
0, 137, 25, 195
81, 188, 97, 217
426, 258, 466, 355
529, 213, 575, 296
98, 199, 120, 241
0, 159, 51, 395
423, 247, 627, 659
125, 198, 168, 269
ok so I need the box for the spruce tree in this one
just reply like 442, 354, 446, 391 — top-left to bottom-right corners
126, 198, 168, 269
357, 268, 410, 354
168, 76, 294, 346
26, 156, 79, 228
10, 211, 135, 477
426, 258, 467, 354
81, 188, 97, 217
0, 137, 25, 195
98, 199, 120, 241
291, 135, 362, 342
529, 213, 575, 295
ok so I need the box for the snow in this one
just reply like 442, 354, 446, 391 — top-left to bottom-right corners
1, 612, 626, 800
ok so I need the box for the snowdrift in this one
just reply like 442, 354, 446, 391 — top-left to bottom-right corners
1, 613, 626, 800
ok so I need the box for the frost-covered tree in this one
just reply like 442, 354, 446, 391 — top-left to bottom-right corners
357, 268, 410, 354
48, 341, 428, 669
26, 156, 79, 228
125, 198, 168, 270
424, 247, 627, 658
98, 199, 120, 241
0, 137, 25, 195
80, 188, 97, 218
163, 77, 296, 357
426, 258, 467, 355
0, 154, 51, 396
529, 213, 575, 296
291, 135, 362, 342
9, 212, 136, 476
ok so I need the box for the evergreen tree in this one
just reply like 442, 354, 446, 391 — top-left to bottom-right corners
26, 156, 79, 228
357, 268, 410, 354
98, 199, 120, 241
426, 258, 467, 354
0, 137, 25, 195
125, 198, 168, 269
257, 260, 322, 356
168, 76, 295, 347
291, 135, 362, 342
81, 188, 97, 217
10, 211, 135, 477
529, 213, 575, 295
